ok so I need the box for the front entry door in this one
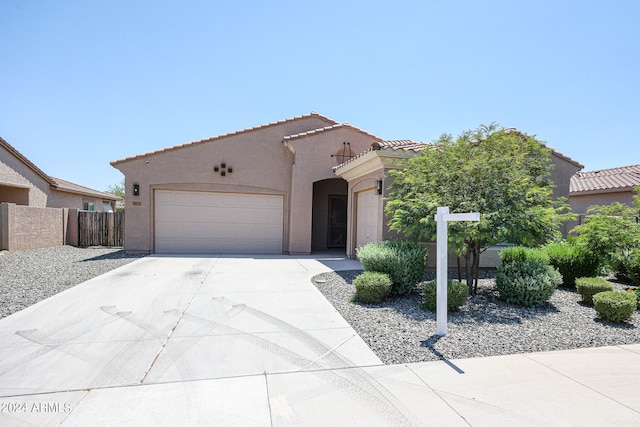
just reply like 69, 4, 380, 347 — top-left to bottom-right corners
327, 195, 347, 248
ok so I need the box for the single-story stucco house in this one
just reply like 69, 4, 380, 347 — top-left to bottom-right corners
0, 136, 119, 212
570, 164, 640, 222
111, 112, 583, 258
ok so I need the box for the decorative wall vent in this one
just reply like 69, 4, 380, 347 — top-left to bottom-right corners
213, 162, 233, 176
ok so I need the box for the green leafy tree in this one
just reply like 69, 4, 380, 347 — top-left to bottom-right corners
106, 178, 125, 212
570, 188, 640, 281
385, 124, 573, 294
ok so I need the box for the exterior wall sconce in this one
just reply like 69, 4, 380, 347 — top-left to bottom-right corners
133, 184, 140, 196
376, 180, 383, 195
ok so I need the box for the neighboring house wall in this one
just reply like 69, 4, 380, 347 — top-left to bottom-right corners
549, 153, 582, 201
0, 144, 49, 207
0, 203, 69, 251
570, 191, 635, 216
47, 190, 114, 212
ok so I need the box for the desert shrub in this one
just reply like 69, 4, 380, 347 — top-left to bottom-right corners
575, 277, 614, 305
544, 241, 601, 288
592, 291, 638, 323
571, 202, 640, 274
356, 240, 428, 296
626, 287, 640, 310
421, 280, 469, 312
496, 247, 561, 307
353, 272, 392, 304
499, 246, 550, 265
610, 248, 640, 285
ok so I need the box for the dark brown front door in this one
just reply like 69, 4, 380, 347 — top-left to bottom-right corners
327, 195, 347, 248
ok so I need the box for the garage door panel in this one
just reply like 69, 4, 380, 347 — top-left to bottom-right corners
356, 190, 379, 249
155, 190, 283, 254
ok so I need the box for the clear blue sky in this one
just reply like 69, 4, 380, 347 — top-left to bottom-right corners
2, 0, 638, 192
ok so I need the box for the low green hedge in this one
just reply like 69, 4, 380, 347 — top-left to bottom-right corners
421, 280, 469, 313
592, 291, 638, 323
544, 241, 601, 288
575, 277, 613, 305
353, 271, 392, 304
356, 240, 427, 296
496, 246, 562, 307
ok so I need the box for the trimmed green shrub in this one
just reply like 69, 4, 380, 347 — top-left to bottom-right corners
421, 280, 469, 312
496, 247, 562, 307
575, 277, 614, 305
356, 240, 428, 296
592, 291, 638, 323
499, 246, 550, 265
544, 241, 601, 288
353, 272, 392, 304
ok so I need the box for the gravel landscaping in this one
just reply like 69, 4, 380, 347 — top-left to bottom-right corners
0, 246, 144, 319
312, 269, 640, 364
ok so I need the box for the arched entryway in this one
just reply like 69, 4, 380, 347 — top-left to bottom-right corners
311, 178, 348, 252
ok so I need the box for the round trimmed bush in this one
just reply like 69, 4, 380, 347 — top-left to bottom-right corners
356, 240, 427, 296
592, 291, 638, 323
544, 241, 601, 288
496, 248, 562, 307
575, 277, 613, 305
353, 272, 392, 304
421, 280, 469, 312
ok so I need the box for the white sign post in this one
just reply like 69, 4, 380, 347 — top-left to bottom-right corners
434, 207, 480, 336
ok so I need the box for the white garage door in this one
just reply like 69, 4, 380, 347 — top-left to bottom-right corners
155, 190, 283, 254
356, 189, 379, 249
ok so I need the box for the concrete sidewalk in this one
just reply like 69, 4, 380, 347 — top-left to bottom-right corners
0, 255, 638, 426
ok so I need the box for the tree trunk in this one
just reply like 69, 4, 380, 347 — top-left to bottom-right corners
474, 242, 481, 293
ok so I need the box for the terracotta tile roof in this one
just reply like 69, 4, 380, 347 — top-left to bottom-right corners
372, 140, 429, 152
0, 136, 57, 186
282, 122, 383, 142
333, 140, 430, 171
50, 177, 120, 201
111, 112, 338, 165
570, 164, 640, 193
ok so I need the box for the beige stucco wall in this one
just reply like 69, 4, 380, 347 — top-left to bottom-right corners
549, 153, 581, 201
113, 116, 337, 254
570, 190, 635, 215
0, 203, 67, 251
0, 144, 49, 207
286, 128, 377, 254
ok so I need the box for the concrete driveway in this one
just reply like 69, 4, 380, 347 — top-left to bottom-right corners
1, 255, 639, 426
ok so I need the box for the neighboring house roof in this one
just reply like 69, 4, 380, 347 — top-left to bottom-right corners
282, 123, 383, 142
570, 164, 640, 194
0, 136, 57, 187
504, 128, 584, 169
111, 112, 338, 165
50, 177, 120, 201
1, 136, 120, 201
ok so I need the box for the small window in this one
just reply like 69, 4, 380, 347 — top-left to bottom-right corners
102, 202, 113, 212
83, 200, 95, 211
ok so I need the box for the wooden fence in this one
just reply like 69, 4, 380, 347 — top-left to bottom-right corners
78, 211, 124, 247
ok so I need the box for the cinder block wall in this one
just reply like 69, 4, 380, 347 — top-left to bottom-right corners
0, 203, 70, 251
